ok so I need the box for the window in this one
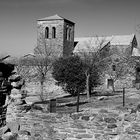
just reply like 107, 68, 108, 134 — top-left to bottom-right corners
69, 28, 71, 41
107, 79, 114, 88
67, 28, 69, 40
112, 64, 116, 71
45, 27, 49, 38
66, 25, 69, 40
52, 27, 56, 38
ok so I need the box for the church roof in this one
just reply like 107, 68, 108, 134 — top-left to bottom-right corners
37, 14, 75, 24
74, 36, 110, 53
109, 34, 135, 45
37, 14, 64, 21
74, 34, 135, 53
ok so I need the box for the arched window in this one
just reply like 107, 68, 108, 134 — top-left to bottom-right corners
66, 25, 69, 40
69, 28, 71, 41
52, 27, 56, 38
112, 64, 116, 71
45, 27, 49, 38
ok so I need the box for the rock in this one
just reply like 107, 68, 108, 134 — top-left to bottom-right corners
94, 115, 104, 122
98, 96, 108, 101
2, 132, 18, 140
75, 134, 93, 139
81, 115, 90, 121
15, 99, 26, 106
4, 128, 11, 134
18, 130, 31, 136
34, 133, 41, 137
124, 114, 136, 122
107, 124, 117, 129
137, 104, 140, 112
21, 89, 28, 98
0, 125, 9, 134
130, 108, 137, 114
132, 124, 140, 132
104, 117, 117, 123
74, 129, 86, 133
99, 109, 108, 113
70, 114, 81, 120
31, 104, 43, 111
94, 133, 101, 138
7, 122, 20, 133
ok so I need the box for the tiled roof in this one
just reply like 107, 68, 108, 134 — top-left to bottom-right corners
109, 34, 135, 45
74, 34, 135, 53
74, 36, 110, 53
37, 14, 64, 21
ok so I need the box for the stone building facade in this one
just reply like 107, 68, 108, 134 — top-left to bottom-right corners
36, 15, 75, 57
36, 14, 140, 89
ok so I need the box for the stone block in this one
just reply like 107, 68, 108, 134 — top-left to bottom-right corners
7, 121, 20, 133
107, 124, 117, 129
104, 117, 117, 123
75, 133, 93, 139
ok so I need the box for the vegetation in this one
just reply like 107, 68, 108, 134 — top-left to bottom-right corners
52, 55, 102, 111
33, 31, 56, 101
74, 37, 110, 100
52, 55, 86, 96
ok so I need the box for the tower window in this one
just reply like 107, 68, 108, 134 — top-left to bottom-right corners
45, 27, 49, 38
69, 28, 71, 41
112, 64, 116, 71
66, 25, 69, 40
52, 27, 56, 38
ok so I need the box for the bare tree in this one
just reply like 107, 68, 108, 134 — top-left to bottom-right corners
33, 32, 56, 101
8, 57, 32, 82
74, 36, 110, 101
104, 46, 138, 91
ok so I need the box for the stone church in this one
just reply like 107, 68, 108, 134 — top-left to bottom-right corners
36, 14, 140, 89
36, 14, 139, 57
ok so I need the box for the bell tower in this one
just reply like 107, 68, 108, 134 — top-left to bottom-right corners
37, 14, 75, 57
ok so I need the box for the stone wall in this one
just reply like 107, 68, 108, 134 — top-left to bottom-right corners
63, 21, 75, 57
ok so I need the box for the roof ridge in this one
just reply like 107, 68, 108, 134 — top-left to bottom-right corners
37, 14, 64, 21
75, 34, 135, 38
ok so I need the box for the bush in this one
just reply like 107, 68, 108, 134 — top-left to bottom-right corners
52, 56, 86, 96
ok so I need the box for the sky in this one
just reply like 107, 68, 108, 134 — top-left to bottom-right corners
0, 0, 140, 57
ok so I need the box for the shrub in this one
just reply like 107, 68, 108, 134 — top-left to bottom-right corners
52, 55, 86, 96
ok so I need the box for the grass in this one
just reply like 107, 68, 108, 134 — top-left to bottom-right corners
55, 88, 140, 113
25, 82, 140, 114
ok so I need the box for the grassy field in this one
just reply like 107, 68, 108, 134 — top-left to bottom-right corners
24, 82, 140, 114
56, 88, 140, 113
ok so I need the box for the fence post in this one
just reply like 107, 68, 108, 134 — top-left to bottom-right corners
49, 99, 56, 113
77, 92, 80, 112
123, 87, 125, 107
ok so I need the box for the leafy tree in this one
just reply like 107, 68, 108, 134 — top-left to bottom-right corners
74, 37, 110, 100
52, 55, 101, 111
52, 55, 86, 96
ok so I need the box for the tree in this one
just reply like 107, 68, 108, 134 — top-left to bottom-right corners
104, 52, 136, 91
33, 32, 56, 101
14, 57, 33, 82
52, 55, 86, 95
52, 55, 86, 112
74, 37, 110, 100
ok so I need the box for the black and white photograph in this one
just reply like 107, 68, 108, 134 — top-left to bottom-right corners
0, 0, 140, 139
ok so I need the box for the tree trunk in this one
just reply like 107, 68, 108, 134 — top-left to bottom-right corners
40, 80, 44, 101
86, 72, 90, 101
76, 92, 80, 112
112, 79, 115, 93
